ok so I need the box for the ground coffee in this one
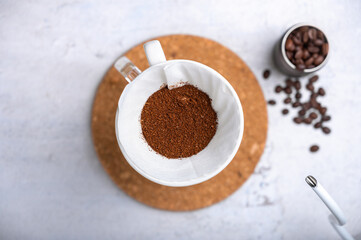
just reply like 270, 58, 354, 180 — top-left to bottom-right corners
140, 85, 218, 159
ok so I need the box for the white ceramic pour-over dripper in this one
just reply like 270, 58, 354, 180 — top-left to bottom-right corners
114, 40, 244, 187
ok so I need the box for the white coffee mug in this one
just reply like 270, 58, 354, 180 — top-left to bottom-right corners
114, 40, 244, 187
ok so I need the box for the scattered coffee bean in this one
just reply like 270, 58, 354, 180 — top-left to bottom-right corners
284, 87, 292, 94
275, 86, 283, 93
266, 70, 331, 154
292, 102, 301, 108
323, 115, 331, 121
309, 75, 319, 83
298, 109, 306, 116
319, 107, 327, 115
314, 122, 322, 128
322, 127, 331, 134
311, 92, 318, 99
310, 145, 319, 152
309, 112, 318, 119
284, 97, 292, 104
263, 69, 271, 79
303, 102, 311, 110
268, 100, 276, 105
318, 88, 325, 96
285, 26, 328, 71
286, 79, 293, 86
282, 109, 289, 115
306, 83, 314, 91
293, 117, 303, 124
304, 118, 312, 124
310, 99, 319, 108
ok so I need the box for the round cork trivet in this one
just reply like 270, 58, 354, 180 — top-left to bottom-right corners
92, 35, 267, 211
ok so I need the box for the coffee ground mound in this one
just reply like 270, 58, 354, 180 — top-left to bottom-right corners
141, 85, 218, 159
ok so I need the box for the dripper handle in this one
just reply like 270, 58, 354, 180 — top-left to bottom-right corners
144, 40, 166, 66
114, 56, 141, 83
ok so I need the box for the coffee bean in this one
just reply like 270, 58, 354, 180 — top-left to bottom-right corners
298, 109, 306, 116
308, 65, 316, 69
309, 75, 319, 83
302, 50, 311, 60
305, 57, 314, 66
296, 92, 302, 99
312, 53, 319, 59
282, 109, 289, 115
275, 86, 283, 93
314, 122, 322, 128
322, 43, 329, 55
317, 30, 324, 40
296, 64, 306, 70
292, 36, 302, 46
314, 55, 324, 66
310, 145, 319, 152
308, 28, 317, 40
286, 51, 293, 60
311, 92, 318, 99
286, 78, 293, 86
304, 118, 312, 124
295, 81, 301, 90
295, 58, 305, 65
314, 39, 324, 46
284, 87, 292, 94
268, 100, 276, 105
318, 88, 325, 96
306, 83, 314, 91
293, 117, 303, 124
286, 38, 295, 51
294, 49, 303, 59
323, 115, 331, 121
284, 97, 292, 104
263, 69, 271, 79
309, 112, 318, 119
302, 31, 309, 43
308, 75, 318, 83
292, 102, 301, 108
299, 26, 309, 32
310, 99, 319, 108
322, 127, 331, 134
319, 107, 327, 115
303, 102, 311, 110
308, 46, 320, 53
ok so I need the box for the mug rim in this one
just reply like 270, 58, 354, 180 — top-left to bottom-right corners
115, 59, 244, 187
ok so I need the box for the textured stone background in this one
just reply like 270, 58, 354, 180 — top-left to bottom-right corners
1, 0, 360, 239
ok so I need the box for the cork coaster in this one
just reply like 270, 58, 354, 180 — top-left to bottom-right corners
92, 35, 267, 211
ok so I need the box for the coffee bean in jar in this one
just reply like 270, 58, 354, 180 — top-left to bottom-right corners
274, 23, 330, 77
285, 26, 328, 70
